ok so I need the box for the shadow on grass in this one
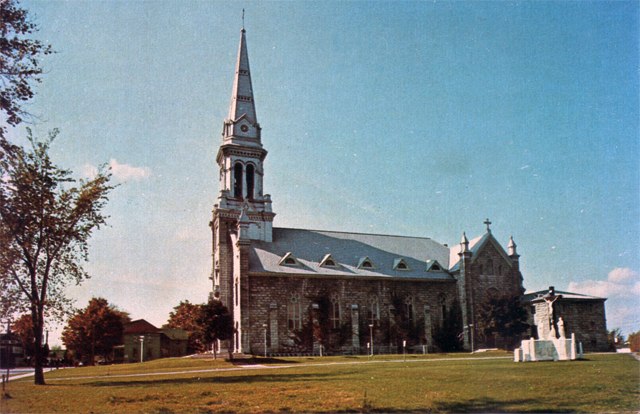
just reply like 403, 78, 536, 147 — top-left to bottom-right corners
87, 372, 333, 388
230, 357, 300, 366
355, 398, 575, 413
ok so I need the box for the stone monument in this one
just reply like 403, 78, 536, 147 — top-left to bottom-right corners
514, 287, 580, 362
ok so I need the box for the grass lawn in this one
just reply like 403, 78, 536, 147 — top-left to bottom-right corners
1, 352, 638, 413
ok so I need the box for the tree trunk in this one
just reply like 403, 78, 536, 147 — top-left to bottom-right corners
91, 335, 96, 366
32, 310, 45, 385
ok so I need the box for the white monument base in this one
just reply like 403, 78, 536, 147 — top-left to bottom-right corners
514, 333, 580, 362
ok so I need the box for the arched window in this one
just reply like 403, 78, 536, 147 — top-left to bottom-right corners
439, 293, 447, 322
404, 296, 414, 323
485, 258, 494, 275
288, 294, 302, 330
367, 296, 380, 325
330, 293, 340, 329
246, 164, 255, 199
233, 163, 243, 199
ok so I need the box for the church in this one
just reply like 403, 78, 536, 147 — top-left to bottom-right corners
210, 27, 609, 355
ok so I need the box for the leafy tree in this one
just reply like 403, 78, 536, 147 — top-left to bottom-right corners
11, 313, 35, 358
165, 300, 205, 354
432, 299, 463, 352
607, 328, 624, 351
0, 130, 113, 384
476, 295, 530, 350
0, 0, 52, 141
629, 331, 640, 353
199, 298, 233, 359
292, 295, 331, 353
61, 297, 130, 365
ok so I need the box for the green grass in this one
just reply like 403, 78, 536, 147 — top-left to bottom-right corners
1, 353, 638, 413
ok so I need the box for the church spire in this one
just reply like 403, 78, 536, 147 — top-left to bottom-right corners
225, 25, 259, 137
214, 22, 274, 243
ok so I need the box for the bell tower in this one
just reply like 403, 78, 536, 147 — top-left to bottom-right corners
214, 25, 275, 240
211, 26, 275, 308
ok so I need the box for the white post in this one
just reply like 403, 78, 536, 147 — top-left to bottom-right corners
470, 324, 474, 353
369, 324, 374, 357
139, 336, 145, 363
262, 323, 267, 358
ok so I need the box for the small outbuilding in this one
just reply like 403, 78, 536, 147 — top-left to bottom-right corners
524, 288, 608, 352
122, 319, 188, 363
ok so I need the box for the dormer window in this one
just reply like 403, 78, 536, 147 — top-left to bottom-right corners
320, 254, 338, 268
279, 252, 300, 267
393, 258, 410, 271
357, 257, 375, 270
426, 260, 444, 272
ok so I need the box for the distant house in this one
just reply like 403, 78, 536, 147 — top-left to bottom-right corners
121, 319, 189, 363
524, 287, 608, 352
0, 331, 25, 368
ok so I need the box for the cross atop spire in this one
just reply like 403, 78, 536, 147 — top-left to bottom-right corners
484, 218, 492, 233
242, 8, 245, 32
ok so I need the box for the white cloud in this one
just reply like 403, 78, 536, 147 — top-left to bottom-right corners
80, 163, 99, 179
607, 267, 637, 283
567, 267, 640, 334
567, 267, 640, 299
80, 160, 150, 182
109, 159, 151, 181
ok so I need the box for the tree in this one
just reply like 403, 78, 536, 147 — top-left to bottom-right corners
476, 295, 530, 350
432, 299, 464, 352
11, 313, 34, 359
165, 300, 205, 354
199, 299, 234, 359
0, 0, 52, 141
0, 130, 113, 384
607, 328, 624, 351
629, 331, 640, 353
61, 297, 130, 365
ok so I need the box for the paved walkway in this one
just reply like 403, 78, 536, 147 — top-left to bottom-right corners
3, 368, 58, 382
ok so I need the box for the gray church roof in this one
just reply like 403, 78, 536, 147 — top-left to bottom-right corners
523, 289, 606, 302
249, 228, 454, 281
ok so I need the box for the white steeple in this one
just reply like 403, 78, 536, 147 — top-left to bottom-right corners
460, 232, 470, 253
221, 26, 262, 147
214, 24, 275, 242
508, 236, 518, 256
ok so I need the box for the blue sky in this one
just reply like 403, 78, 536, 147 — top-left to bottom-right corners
12, 0, 639, 342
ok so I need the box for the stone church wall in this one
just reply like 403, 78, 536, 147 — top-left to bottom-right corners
555, 301, 609, 352
244, 275, 458, 355
468, 242, 523, 310
530, 299, 608, 352
464, 241, 524, 348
